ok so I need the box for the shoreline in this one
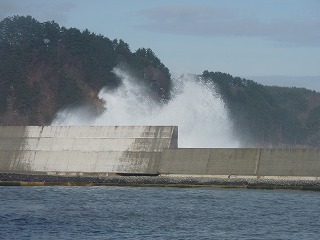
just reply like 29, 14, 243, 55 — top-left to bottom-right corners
1, 173, 320, 190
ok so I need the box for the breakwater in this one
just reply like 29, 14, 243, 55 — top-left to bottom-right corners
160, 148, 320, 177
0, 126, 320, 188
0, 126, 177, 174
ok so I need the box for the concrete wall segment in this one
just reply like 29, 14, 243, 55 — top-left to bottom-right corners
0, 126, 177, 174
158, 148, 320, 177
207, 148, 258, 175
1, 126, 320, 177
159, 149, 210, 174
258, 148, 320, 176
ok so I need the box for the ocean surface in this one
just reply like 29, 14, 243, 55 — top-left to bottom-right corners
0, 187, 319, 240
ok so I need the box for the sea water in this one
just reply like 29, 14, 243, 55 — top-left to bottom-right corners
0, 187, 319, 239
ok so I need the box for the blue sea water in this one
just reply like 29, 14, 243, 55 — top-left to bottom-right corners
0, 187, 319, 239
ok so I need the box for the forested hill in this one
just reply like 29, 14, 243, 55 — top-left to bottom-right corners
202, 71, 320, 147
1, 16, 320, 147
0, 16, 171, 125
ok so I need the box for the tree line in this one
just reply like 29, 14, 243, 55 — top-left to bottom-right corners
0, 16, 171, 124
202, 71, 320, 147
1, 15, 320, 147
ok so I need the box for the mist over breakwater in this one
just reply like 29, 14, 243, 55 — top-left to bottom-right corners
52, 67, 239, 147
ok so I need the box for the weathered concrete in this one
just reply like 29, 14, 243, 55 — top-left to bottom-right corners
1, 126, 320, 179
159, 148, 259, 175
258, 148, 320, 176
159, 148, 320, 177
0, 126, 178, 174
160, 149, 211, 175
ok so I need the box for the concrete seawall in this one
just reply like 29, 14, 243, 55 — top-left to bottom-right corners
0, 126, 177, 175
0, 126, 320, 181
159, 148, 320, 177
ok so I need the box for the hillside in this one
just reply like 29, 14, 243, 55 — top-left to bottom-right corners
202, 71, 320, 147
0, 16, 171, 125
1, 15, 320, 147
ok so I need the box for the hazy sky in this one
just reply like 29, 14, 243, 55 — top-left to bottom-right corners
1, 0, 320, 89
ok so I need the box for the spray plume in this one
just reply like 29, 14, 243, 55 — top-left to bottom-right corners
52, 67, 239, 147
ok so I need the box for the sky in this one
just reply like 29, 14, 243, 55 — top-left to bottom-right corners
1, 0, 320, 90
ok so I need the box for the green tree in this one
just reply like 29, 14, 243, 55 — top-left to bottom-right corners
57, 73, 84, 108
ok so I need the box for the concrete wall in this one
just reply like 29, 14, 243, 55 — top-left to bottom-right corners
0, 126, 177, 174
258, 149, 320, 176
159, 148, 320, 177
1, 126, 320, 177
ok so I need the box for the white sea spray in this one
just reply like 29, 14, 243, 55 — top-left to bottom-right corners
52, 67, 239, 147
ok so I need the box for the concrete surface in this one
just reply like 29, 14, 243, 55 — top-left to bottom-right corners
159, 148, 320, 177
0, 126, 320, 178
0, 126, 177, 174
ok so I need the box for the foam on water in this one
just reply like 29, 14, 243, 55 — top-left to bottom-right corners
52, 67, 239, 147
